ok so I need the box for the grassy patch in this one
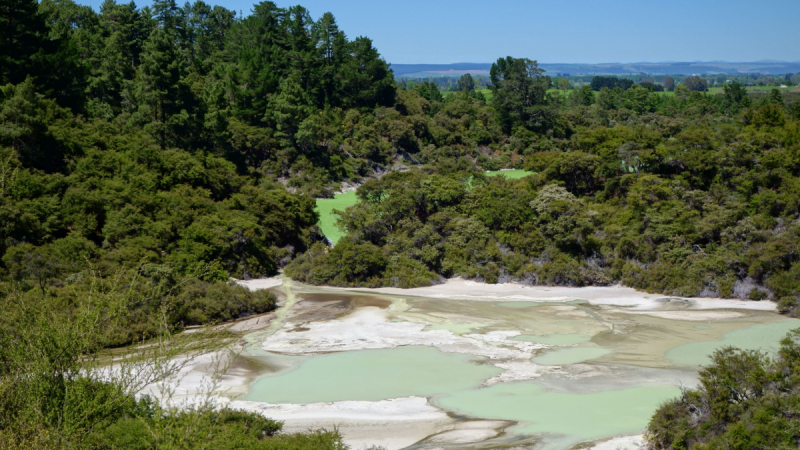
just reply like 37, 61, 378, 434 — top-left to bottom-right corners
442, 88, 493, 101
314, 190, 359, 245
485, 169, 534, 179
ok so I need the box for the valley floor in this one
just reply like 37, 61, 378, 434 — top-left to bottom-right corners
155, 277, 792, 449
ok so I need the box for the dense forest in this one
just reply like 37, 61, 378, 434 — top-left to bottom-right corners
0, 0, 401, 345
288, 64, 800, 316
1, 0, 800, 342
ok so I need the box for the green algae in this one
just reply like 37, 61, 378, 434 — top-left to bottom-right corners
511, 333, 591, 346
436, 383, 680, 446
243, 346, 501, 403
314, 190, 359, 245
665, 319, 800, 367
532, 347, 611, 365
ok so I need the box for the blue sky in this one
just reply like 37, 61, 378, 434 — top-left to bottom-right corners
83, 0, 800, 64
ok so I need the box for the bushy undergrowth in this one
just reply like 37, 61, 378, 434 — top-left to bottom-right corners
0, 271, 346, 450
646, 329, 800, 450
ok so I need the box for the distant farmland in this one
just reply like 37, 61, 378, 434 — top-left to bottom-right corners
392, 61, 800, 78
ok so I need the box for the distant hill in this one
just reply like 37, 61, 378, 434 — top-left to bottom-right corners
392, 61, 800, 77
391, 63, 492, 77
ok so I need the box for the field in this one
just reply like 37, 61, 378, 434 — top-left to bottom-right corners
441, 88, 493, 101
653, 85, 799, 96
441, 86, 798, 100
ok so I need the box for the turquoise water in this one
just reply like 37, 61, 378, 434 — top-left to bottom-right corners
243, 346, 501, 403
665, 319, 800, 366
241, 287, 800, 447
532, 347, 611, 365
436, 383, 679, 444
512, 334, 592, 346
244, 344, 674, 447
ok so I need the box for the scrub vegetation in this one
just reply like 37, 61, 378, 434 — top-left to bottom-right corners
0, 270, 348, 450
288, 65, 800, 315
647, 328, 800, 450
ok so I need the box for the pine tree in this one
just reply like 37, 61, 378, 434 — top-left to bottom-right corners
457, 73, 475, 92
132, 28, 184, 148
0, 0, 48, 85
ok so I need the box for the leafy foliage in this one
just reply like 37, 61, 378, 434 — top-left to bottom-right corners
0, 270, 346, 450
646, 329, 800, 450
288, 65, 800, 314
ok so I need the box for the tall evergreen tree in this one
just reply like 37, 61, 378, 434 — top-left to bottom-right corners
457, 73, 475, 92
489, 57, 552, 133
131, 27, 185, 148
0, 0, 48, 86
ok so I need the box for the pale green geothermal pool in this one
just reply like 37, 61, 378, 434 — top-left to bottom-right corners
436, 383, 679, 441
665, 319, 800, 366
233, 280, 796, 449
244, 346, 500, 403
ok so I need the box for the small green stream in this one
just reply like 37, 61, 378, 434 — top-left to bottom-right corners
532, 347, 611, 365
314, 190, 359, 245
512, 333, 591, 346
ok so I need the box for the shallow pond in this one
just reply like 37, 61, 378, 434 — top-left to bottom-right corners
665, 319, 800, 366
231, 281, 793, 449
436, 383, 679, 444
532, 347, 611, 365
244, 346, 500, 403
484, 169, 534, 179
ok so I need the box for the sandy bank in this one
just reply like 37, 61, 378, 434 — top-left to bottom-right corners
585, 434, 644, 450
235, 277, 284, 291
226, 397, 508, 450
331, 278, 776, 312
261, 306, 546, 361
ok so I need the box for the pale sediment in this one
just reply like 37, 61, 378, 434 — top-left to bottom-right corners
226, 397, 468, 450
339, 277, 776, 311
260, 306, 547, 360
